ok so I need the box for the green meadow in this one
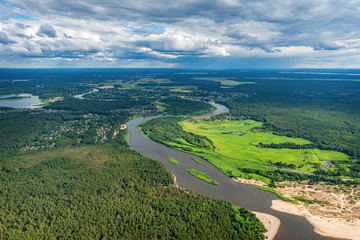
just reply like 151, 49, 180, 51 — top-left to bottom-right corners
187, 169, 220, 185
168, 157, 180, 165
177, 119, 350, 178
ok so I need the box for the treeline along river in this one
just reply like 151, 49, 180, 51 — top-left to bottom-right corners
126, 103, 333, 240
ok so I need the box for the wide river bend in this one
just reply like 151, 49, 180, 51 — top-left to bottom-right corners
126, 103, 332, 240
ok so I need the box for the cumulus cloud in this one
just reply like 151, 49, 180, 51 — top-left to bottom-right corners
0, 32, 16, 44
63, 33, 72, 39
1, 0, 360, 67
16, 33, 33, 39
16, 23, 31, 29
36, 24, 57, 38
136, 47, 178, 59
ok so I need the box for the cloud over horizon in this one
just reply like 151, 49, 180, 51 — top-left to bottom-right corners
1, 0, 360, 68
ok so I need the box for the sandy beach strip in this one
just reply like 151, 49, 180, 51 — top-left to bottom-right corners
232, 177, 266, 186
271, 199, 360, 240
253, 211, 280, 240
171, 172, 179, 188
232, 178, 280, 239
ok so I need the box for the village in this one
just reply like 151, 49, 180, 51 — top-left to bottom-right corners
21, 113, 115, 152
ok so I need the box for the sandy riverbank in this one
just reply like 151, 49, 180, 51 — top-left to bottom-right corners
234, 178, 360, 239
271, 199, 360, 240
232, 177, 266, 186
253, 211, 280, 240
171, 172, 179, 188
273, 181, 360, 239
233, 178, 280, 239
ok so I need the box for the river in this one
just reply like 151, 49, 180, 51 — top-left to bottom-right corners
126, 103, 332, 240
74, 89, 99, 99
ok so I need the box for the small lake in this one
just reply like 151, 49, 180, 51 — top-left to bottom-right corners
0, 94, 42, 109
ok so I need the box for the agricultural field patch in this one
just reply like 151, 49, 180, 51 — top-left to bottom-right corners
193, 77, 255, 86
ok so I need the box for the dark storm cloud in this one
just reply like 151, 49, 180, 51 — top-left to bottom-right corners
36, 24, 57, 38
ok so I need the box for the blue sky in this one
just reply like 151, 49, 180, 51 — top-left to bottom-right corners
1, 0, 360, 68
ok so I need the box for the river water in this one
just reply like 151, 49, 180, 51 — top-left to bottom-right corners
74, 89, 99, 99
126, 103, 332, 240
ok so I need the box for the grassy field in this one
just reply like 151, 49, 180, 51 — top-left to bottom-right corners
187, 169, 220, 185
190, 157, 207, 167
312, 149, 350, 161
168, 157, 180, 165
181, 120, 306, 175
155, 119, 350, 180
13, 144, 114, 169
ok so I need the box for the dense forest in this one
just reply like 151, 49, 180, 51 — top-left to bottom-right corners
258, 142, 316, 149
0, 142, 266, 239
0, 110, 60, 154
161, 97, 216, 116
44, 98, 150, 115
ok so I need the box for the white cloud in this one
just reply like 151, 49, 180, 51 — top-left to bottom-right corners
2, 0, 360, 67
273, 46, 315, 56
203, 46, 230, 56
36, 24, 57, 38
